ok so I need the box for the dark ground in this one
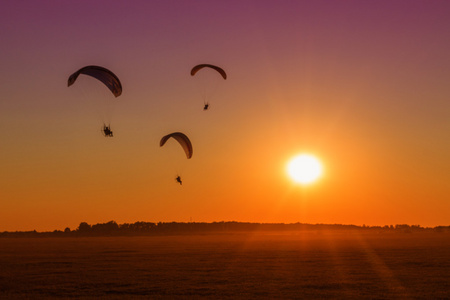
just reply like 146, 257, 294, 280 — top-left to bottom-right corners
1, 231, 449, 299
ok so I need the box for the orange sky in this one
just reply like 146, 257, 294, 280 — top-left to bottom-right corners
1, 1, 449, 231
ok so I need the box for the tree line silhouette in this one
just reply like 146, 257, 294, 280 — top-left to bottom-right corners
1, 221, 449, 237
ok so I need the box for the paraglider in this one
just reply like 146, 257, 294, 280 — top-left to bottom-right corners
160, 132, 193, 159
68, 65, 122, 137
102, 124, 113, 137
191, 64, 226, 110
160, 132, 193, 185
68, 65, 122, 97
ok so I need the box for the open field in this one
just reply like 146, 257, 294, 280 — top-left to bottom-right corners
1, 231, 449, 299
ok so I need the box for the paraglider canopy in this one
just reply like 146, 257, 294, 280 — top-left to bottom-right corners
68, 65, 122, 97
160, 132, 193, 159
191, 64, 227, 80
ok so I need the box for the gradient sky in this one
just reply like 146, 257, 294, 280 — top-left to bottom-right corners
1, 1, 449, 231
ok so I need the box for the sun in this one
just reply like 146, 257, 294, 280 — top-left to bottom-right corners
286, 154, 323, 184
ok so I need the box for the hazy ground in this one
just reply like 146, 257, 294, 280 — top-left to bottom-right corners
1, 231, 449, 299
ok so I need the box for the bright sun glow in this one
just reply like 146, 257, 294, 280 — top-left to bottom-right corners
287, 154, 323, 184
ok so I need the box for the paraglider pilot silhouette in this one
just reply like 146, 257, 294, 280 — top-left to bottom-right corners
176, 175, 182, 185
102, 124, 113, 137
